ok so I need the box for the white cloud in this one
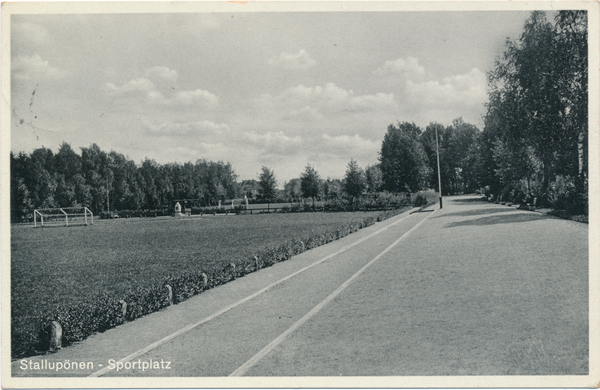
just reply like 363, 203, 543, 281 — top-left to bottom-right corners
282, 106, 323, 122
268, 49, 316, 70
405, 67, 486, 109
347, 92, 396, 112
106, 78, 156, 95
145, 66, 179, 83
373, 56, 427, 80
145, 120, 230, 136
105, 73, 218, 108
318, 134, 379, 157
442, 68, 487, 96
259, 83, 396, 118
164, 143, 230, 161
285, 83, 350, 105
12, 54, 67, 81
242, 131, 304, 153
171, 89, 219, 107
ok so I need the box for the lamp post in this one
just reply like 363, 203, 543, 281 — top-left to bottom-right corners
435, 126, 443, 209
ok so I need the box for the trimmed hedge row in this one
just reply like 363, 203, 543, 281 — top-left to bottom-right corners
11, 205, 417, 359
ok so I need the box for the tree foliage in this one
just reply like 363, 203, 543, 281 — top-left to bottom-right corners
300, 164, 322, 207
365, 164, 383, 193
343, 159, 366, 200
10, 143, 240, 221
421, 119, 480, 195
258, 166, 278, 203
283, 178, 302, 202
480, 10, 588, 211
379, 122, 431, 193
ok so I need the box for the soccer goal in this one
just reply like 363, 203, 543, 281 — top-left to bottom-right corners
33, 207, 94, 227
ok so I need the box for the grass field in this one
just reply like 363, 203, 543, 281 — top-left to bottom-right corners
11, 211, 387, 330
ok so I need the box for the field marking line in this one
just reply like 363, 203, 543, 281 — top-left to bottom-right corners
229, 209, 436, 377
88, 208, 419, 377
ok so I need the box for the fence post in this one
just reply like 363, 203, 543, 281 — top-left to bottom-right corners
166, 284, 173, 305
119, 300, 127, 321
49, 321, 62, 351
254, 256, 260, 271
230, 263, 236, 280
202, 273, 208, 290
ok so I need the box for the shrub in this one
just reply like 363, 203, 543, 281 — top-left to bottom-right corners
548, 175, 587, 215
411, 189, 438, 207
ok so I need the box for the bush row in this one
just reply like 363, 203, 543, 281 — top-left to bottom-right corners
11, 196, 433, 359
482, 175, 588, 215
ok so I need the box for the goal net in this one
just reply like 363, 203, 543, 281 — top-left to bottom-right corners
33, 207, 94, 227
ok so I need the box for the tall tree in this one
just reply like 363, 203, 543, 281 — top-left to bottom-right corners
488, 11, 563, 195
283, 179, 302, 202
365, 164, 383, 193
10, 152, 34, 222
258, 166, 278, 204
81, 144, 112, 212
323, 178, 342, 201
379, 122, 430, 193
29, 147, 58, 208
554, 10, 588, 181
483, 10, 588, 209
140, 159, 161, 209
300, 164, 322, 208
343, 159, 366, 202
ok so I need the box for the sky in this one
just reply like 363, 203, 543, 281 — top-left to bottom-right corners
10, 7, 534, 185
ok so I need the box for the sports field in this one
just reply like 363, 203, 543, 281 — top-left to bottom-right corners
11, 211, 387, 337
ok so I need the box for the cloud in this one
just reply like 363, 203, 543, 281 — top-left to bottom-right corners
106, 78, 156, 96
317, 134, 379, 158
373, 56, 427, 80
405, 67, 486, 109
268, 49, 316, 70
347, 92, 397, 113
145, 66, 179, 83
172, 89, 219, 107
105, 70, 218, 108
144, 120, 230, 136
12, 54, 67, 81
163, 143, 231, 162
148, 89, 219, 107
242, 131, 303, 151
282, 106, 323, 122
258, 83, 396, 119
284, 83, 350, 105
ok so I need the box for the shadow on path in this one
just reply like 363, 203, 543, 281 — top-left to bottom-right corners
449, 197, 488, 204
435, 207, 517, 219
445, 212, 548, 228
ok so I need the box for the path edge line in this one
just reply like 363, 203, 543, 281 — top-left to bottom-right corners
229, 209, 436, 377
88, 207, 419, 377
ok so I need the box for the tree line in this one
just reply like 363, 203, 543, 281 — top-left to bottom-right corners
372, 10, 588, 214
10, 11, 587, 221
10, 143, 239, 221
481, 10, 588, 213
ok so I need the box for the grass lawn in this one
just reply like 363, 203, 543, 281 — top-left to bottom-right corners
11, 211, 385, 329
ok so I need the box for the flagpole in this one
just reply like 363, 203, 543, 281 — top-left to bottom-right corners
435, 127, 443, 209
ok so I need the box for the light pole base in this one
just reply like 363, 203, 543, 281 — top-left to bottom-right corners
439, 197, 443, 209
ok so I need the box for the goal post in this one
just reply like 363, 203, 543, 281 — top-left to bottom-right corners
33, 207, 94, 227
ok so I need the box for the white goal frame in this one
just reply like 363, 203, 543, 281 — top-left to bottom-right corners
33, 207, 94, 227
